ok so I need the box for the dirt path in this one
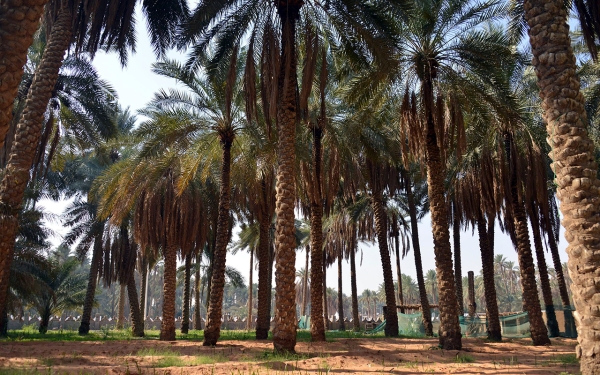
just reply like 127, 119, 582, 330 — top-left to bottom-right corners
0, 337, 578, 374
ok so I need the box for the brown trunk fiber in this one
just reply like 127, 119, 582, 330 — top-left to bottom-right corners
371, 191, 398, 337
181, 252, 192, 334
453, 204, 464, 314
478, 217, 501, 341
0, 3, 72, 315
140, 258, 148, 321
337, 254, 345, 331
350, 232, 360, 331
256, 216, 271, 340
301, 245, 309, 316
422, 77, 461, 350
79, 232, 103, 335
531, 216, 559, 337
247, 247, 254, 331
127, 271, 144, 337
160, 244, 178, 341
394, 232, 405, 313
505, 133, 551, 346
548, 231, 576, 337
194, 254, 202, 330
402, 169, 433, 336
0, 0, 48, 145
204, 141, 233, 346
524, 0, 599, 368
272, 4, 301, 354
117, 284, 126, 329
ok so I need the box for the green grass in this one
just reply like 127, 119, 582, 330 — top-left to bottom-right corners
257, 350, 311, 362
557, 354, 578, 365
454, 353, 475, 363
189, 354, 229, 365
136, 348, 181, 357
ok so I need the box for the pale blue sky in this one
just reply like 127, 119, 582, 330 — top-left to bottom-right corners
44, 12, 571, 296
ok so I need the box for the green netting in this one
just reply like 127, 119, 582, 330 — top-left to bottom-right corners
298, 316, 310, 329
365, 320, 387, 334
398, 312, 426, 336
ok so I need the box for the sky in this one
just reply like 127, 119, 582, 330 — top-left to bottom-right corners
42, 11, 571, 297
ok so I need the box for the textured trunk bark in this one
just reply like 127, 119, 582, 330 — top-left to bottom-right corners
402, 169, 433, 336
79, 231, 103, 335
127, 271, 144, 337
247, 247, 254, 331
117, 284, 126, 329
160, 244, 178, 341
0, 0, 48, 145
194, 254, 202, 330
453, 204, 464, 314
0, 3, 72, 315
39, 305, 50, 334
371, 192, 399, 337
478, 217, 501, 341
181, 252, 192, 334
394, 232, 405, 313
301, 245, 309, 316
272, 4, 301, 354
256, 216, 271, 339
505, 133, 551, 346
422, 77, 461, 350
531, 216, 559, 337
548, 230, 576, 337
204, 141, 233, 346
524, 0, 599, 368
322, 250, 329, 330
140, 258, 148, 321
350, 228, 360, 331
337, 254, 345, 331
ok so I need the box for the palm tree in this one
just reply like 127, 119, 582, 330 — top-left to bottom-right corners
424, 270, 438, 305
0, 0, 188, 316
522, 0, 600, 370
182, 0, 404, 353
30, 251, 87, 334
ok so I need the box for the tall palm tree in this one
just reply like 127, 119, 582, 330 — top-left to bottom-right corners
182, 0, 404, 353
0, 0, 188, 316
522, 0, 600, 370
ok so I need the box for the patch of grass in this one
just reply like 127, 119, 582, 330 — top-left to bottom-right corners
557, 354, 578, 365
136, 348, 180, 357
257, 350, 311, 362
455, 353, 475, 363
190, 354, 229, 365
0, 370, 45, 375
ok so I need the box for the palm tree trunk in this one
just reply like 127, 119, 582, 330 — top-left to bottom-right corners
79, 231, 103, 335
531, 216, 559, 337
256, 215, 271, 339
160, 244, 178, 340
322, 250, 329, 330
453, 203, 464, 314
0, 0, 48, 145
524, 0, 600, 367
0, 3, 72, 316
272, 4, 302, 354
247, 247, 254, 331
301, 245, 309, 316
422, 77, 461, 349
127, 271, 144, 337
402, 168, 433, 336
394, 232, 405, 313
478, 216, 501, 341
309, 122, 326, 341
547, 230, 576, 337
505, 132, 550, 346
140, 258, 148, 321
117, 284, 126, 329
350, 228, 360, 331
371, 192, 399, 337
194, 254, 202, 330
39, 304, 50, 334
337, 254, 345, 331
181, 252, 192, 334
204, 140, 233, 346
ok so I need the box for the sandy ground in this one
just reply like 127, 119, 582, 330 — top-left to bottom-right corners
0, 337, 579, 374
